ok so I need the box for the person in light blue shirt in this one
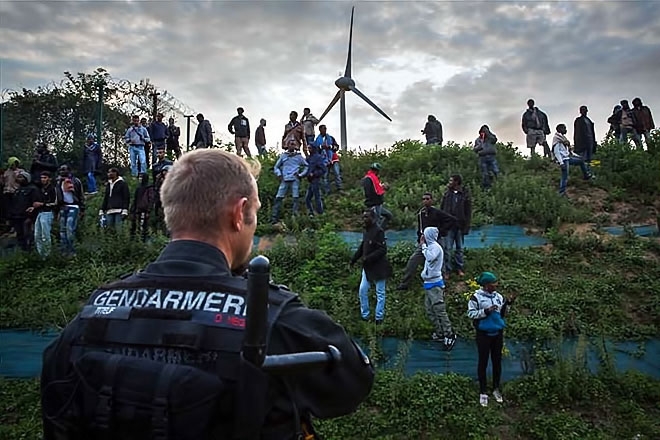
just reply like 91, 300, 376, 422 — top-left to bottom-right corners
124, 115, 150, 176
270, 143, 308, 224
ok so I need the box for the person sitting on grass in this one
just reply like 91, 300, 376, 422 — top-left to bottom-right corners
467, 272, 517, 408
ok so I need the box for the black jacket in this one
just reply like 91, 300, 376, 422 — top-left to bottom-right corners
573, 115, 597, 154
9, 183, 39, 219
37, 183, 58, 213
440, 187, 472, 234
100, 177, 130, 215
362, 176, 384, 207
30, 152, 59, 183
41, 240, 374, 439
152, 158, 173, 183
521, 107, 551, 135
351, 224, 391, 282
228, 115, 251, 138
417, 206, 456, 239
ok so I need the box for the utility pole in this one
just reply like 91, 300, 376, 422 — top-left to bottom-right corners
149, 91, 160, 120
184, 115, 194, 151
97, 81, 104, 148
149, 91, 160, 163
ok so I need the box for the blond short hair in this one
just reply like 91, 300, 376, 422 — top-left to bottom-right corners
161, 150, 261, 237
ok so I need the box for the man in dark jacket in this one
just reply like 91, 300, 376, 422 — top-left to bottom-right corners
228, 107, 251, 157
573, 106, 597, 165
632, 97, 655, 151
521, 99, 551, 158
398, 192, 456, 290
473, 125, 499, 189
152, 146, 173, 184
304, 145, 325, 217
351, 208, 391, 324
149, 113, 168, 165
166, 117, 182, 159
421, 115, 443, 146
9, 170, 39, 251
56, 165, 85, 255
362, 163, 392, 230
99, 168, 130, 230
130, 173, 156, 242
440, 174, 472, 278
41, 150, 374, 440
83, 134, 102, 194
192, 113, 214, 149
255, 118, 267, 156
30, 143, 59, 186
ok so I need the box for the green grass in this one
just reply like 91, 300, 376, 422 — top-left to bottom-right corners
1, 135, 659, 439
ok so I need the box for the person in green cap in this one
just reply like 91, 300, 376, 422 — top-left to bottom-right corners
467, 272, 517, 407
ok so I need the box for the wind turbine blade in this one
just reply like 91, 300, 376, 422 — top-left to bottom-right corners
349, 86, 392, 121
344, 7, 354, 78
318, 90, 342, 121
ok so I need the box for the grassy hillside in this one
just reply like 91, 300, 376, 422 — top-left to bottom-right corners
1, 136, 659, 439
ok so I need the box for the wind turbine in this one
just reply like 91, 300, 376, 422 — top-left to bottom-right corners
318, 6, 392, 152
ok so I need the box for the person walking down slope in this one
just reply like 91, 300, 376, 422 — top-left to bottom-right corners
350, 208, 391, 324
467, 272, 517, 407
421, 226, 456, 351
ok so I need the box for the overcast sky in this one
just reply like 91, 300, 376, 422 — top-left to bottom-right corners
1, 0, 659, 153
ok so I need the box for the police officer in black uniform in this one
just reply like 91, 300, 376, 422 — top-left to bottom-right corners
41, 149, 374, 440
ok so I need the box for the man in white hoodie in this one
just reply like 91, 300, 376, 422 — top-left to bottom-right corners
421, 226, 456, 351
552, 123, 593, 196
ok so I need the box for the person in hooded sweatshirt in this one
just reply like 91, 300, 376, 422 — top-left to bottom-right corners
99, 167, 130, 230
130, 172, 156, 242
467, 272, 517, 408
421, 226, 456, 351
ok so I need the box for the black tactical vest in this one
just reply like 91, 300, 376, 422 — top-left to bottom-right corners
41, 274, 299, 440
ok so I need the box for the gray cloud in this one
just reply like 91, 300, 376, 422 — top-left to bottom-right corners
1, 0, 658, 152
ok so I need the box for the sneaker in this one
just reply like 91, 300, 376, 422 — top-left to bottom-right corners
444, 334, 457, 352
479, 394, 488, 407
457, 270, 465, 277
396, 284, 408, 291
493, 389, 503, 403
375, 319, 383, 325
431, 332, 442, 341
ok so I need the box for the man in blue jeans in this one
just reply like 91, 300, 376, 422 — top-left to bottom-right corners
33, 171, 58, 257
350, 208, 391, 324
55, 165, 85, 256
270, 142, 308, 224
124, 115, 150, 176
440, 174, 472, 278
552, 124, 593, 196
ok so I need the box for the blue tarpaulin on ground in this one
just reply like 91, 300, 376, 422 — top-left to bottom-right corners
602, 225, 658, 237
2, 330, 658, 380
252, 225, 549, 251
